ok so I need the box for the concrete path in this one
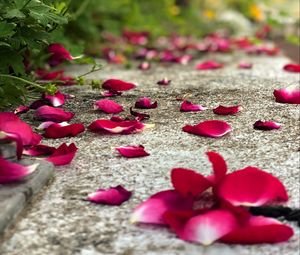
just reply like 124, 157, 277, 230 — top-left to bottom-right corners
0, 52, 299, 255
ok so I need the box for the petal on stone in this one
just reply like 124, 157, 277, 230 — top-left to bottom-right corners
283, 63, 300, 73
180, 100, 207, 112
116, 145, 150, 158
23, 144, 56, 156
195, 60, 223, 70
157, 78, 171, 85
135, 97, 158, 109
0, 131, 23, 159
45, 143, 78, 166
44, 123, 85, 138
43, 91, 65, 107
35, 105, 74, 122
253, 120, 281, 130
273, 87, 300, 104
102, 79, 137, 92
213, 105, 241, 115
130, 107, 150, 121
14, 105, 30, 115
94, 99, 124, 114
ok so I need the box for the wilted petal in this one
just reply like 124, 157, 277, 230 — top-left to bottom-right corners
14, 105, 30, 115
206, 151, 227, 184
157, 78, 171, 85
87, 185, 132, 205
135, 97, 158, 109
35, 105, 74, 122
180, 100, 207, 112
43, 91, 65, 107
283, 63, 300, 73
130, 107, 150, 121
217, 167, 288, 207
221, 216, 293, 244
44, 123, 85, 138
0, 156, 38, 183
195, 61, 223, 70
45, 143, 78, 166
131, 190, 194, 225
102, 79, 137, 92
182, 120, 231, 138
23, 144, 56, 156
273, 87, 300, 104
253, 120, 281, 130
94, 99, 123, 114
116, 145, 149, 158
213, 105, 240, 115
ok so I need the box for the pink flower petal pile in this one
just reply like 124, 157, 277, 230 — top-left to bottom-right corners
116, 145, 150, 158
253, 121, 281, 130
213, 105, 241, 115
135, 97, 158, 109
94, 99, 124, 114
273, 87, 300, 104
180, 100, 207, 112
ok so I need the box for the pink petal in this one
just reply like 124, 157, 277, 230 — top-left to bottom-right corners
0, 156, 38, 183
43, 91, 65, 107
217, 166, 288, 206
45, 143, 78, 166
23, 144, 56, 156
110, 116, 125, 122
221, 216, 293, 244
35, 105, 74, 122
213, 105, 241, 115
171, 168, 211, 197
131, 190, 194, 225
253, 120, 281, 130
273, 87, 300, 104
180, 100, 207, 112
14, 105, 30, 115
206, 151, 227, 184
195, 60, 223, 70
35, 69, 64, 80
180, 210, 238, 245
157, 78, 171, 85
138, 61, 151, 70
130, 107, 150, 121
48, 43, 73, 66
94, 99, 123, 114
101, 90, 122, 97
87, 185, 132, 205
88, 119, 145, 135
0, 131, 23, 159
283, 63, 300, 73
116, 145, 149, 158
102, 79, 137, 92
238, 62, 253, 69
135, 97, 158, 109
44, 123, 85, 138
182, 120, 232, 138
29, 99, 50, 109
37, 121, 69, 130
174, 54, 192, 65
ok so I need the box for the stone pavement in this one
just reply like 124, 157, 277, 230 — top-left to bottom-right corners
0, 52, 299, 255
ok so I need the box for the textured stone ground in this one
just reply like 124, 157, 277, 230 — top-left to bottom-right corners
0, 52, 299, 255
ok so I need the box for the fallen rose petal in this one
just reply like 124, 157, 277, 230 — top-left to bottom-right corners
283, 63, 300, 73
45, 143, 78, 166
182, 120, 231, 138
87, 185, 132, 205
37, 121, 69, 130
238, 62, 253, 69
14, 105, 30, 115
43, 91, 65, 107
116, 145, 149, 158
44, 123, 85, 138
35, 105, 74, 122
102, 79, 137, 92
206, 151, 228, 184
174, 54, 192, 65
131, 190, 194, 225
273, 87, 300, 104
213, 105, 241, 115
138, 61, 151, 70
110, 116, 125, 122
48, 43, 73, 66
101, 90, 123, 97
217, 166, 288, 207
253, 120, 281, 130
180, 210, 238, 245
0, 131, 23, 159
94, 99, 124, 114
23, 144, 56, 156
29, 99, 50, 109
0, 156, 38, 183
221, 216, 293, 244
157, 78, 171, 85
180, 100, 207, 112
130, 107, 150, 121
135, 97, 158, 109
195, 60, 223, 70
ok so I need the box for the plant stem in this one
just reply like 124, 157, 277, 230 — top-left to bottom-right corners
0, 74, 46, 91
77, 67, 102, 78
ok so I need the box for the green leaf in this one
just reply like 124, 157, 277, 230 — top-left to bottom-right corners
4, 9, 26, 19
0, 23, 16, 38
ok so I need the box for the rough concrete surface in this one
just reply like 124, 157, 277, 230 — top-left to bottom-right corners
0, 53, 299, 255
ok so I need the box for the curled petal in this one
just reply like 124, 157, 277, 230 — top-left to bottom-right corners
180, 100, 206, 112
273, 88, 300, 104
87, 185, 132, 206
116, 145, 149, 158
131, 189, 194, 225
182, 120, 231, 138
253, 120, 281, 130
130, 107, 150, 121
283, 63, 300, 73
206, 151, 227, 184
43, 91, 65, 107
44, 123, 85, 138
0, 131, 23, 159
195, 61, 223, 70
0, 156, 38, 183
35, 105, 74, 122
221, 216, 293, 244
102, 79, 137, 92
217, 167, 288, 207
213, 105, 240, 115
45, 143, 78, 166
94, 99, 123, 114
14, 105, 30, 115
23, 144, 56, 156
157, 78, 171, 85
135, 97, 158, 109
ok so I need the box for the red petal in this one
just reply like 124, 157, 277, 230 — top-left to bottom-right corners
48, 43, 73, 66
116, 145, 149, 158
43, 91, 65, 107
217, 166, 288, 206
130, 107, 150, 121
213, 105, 240, 115
157, 78, 171, 85
14, 105, 30, 115
23, 144, 56, 156
94, 99, 123, 114
0, 156, 38, 183
37, 121, 69, 130
102, 79, 136, 92
206, 151, 227, 184
180, 100, 207, 112
273, 87, 300, 104
35, 105, 74, 122
101, 90, 122, 97
253, 120, 281, 130
88, 119, 145, 135
221, 216, 293, 244
182, 120, 231, 138
131, 190, 194, 225
195, 61, 223, 70
135, 97, 158, 109
138, 61, 151, 70
180, 210, 238, 245
238, 62, 252, 69
87, 185, 132, 206
171, 168, 211, 197
44, 123, 85, 138
0, 131, 23, 159
283, 63, 300, 73
45, 143, 78, 166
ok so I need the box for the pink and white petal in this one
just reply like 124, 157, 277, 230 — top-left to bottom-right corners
273, 88, 300, 104
45, 143, 78, 166
94, 99, 123, 114
116, 145, 150, 158
14, 105, 30, 115
213, 105, 241, 115
37, 121, 69, 130
180, 100, 207, 112
43, 91, 65, 107
253, 120, 281, 130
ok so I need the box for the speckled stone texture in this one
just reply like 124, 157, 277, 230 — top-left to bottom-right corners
0, 53, 299, 255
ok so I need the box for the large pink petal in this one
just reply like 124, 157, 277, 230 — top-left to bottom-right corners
283, 63, 300, 73
217, 167, 288, 206
0, 131, 23, 159
182, 120, 231, 138
43, 91, 65, 107
273, 88, 300, 104
171, 168, 211, 197
116, 145, 149, 158
131, 190, 194, 225
213, 105, 240, 115
45, 143, 78, 166
221, 216, 293, 244
0, 156, 38, 183
102, 79, 137, 92
180, 210, 238, 245
94, 99, 123, 114
253, 120, 281, 130
206, 151, 227, 184
195, 60, 223, 70
180, 100, 206, 112
87, 185, 132, 205
44, 123, 85, 138
23, 144, 56, 156
135, 97, 158, 109
35, 105, 74, 122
